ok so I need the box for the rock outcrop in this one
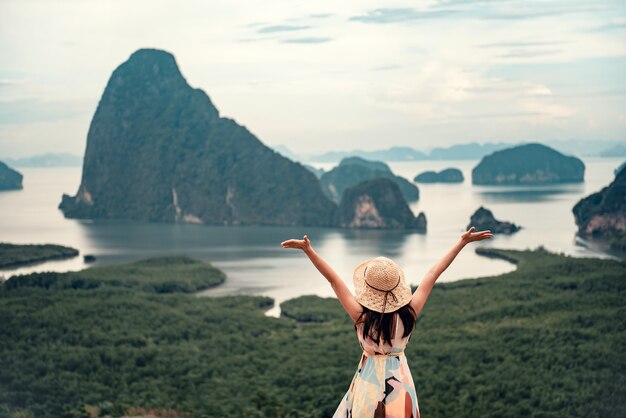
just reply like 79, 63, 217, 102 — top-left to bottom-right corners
414, 168, 464, 183
0, 161, 23, 191
336, 178, 426, 231
59, 49, 336, 226
572, 168, 626, 251
467, 206, 520, 235
320, 157, 419, 204
472, 143, 584, 185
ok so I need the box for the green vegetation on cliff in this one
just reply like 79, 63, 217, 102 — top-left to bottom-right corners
573, 167, 626, 251
320, 157, 419, 204
59, 48, 335, 227
336, 177, 425, 230
0, 243, 78, 268
414, 168, 464, 183
1, 247, 624, 418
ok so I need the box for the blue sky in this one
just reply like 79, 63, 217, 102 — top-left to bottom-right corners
0, 0, 624, 157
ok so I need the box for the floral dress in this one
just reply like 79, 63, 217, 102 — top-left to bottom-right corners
333, 318, 419, 418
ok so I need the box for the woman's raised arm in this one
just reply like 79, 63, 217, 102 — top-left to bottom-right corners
281, 235, 362, 322
409, 227, 493, 316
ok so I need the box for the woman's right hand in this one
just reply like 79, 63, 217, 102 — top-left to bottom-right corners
460, 226, 494, 244
281, 235, 313, 253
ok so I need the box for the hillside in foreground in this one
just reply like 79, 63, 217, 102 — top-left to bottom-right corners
0, 247, 624, 418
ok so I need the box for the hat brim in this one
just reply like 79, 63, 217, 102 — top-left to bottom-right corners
353, 257, 413, 314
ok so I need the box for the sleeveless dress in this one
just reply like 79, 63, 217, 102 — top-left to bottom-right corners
332, 318, 420, 418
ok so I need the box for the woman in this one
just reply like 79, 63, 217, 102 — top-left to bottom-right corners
281, 226, 493, 418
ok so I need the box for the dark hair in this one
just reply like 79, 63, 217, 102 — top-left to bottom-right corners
354, 303, 417, 346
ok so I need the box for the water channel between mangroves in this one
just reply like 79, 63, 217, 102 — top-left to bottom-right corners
0, 158, 622, 316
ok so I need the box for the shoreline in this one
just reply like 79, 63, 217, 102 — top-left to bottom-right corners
0, 243, 79, 270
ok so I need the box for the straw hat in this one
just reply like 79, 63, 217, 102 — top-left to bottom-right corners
353, 256, 412, 314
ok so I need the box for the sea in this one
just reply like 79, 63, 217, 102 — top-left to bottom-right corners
0, 157, 623, 317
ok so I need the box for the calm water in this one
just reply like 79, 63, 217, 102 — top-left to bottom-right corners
0, 158, 623, 316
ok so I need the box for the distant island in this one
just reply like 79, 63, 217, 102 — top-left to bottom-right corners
336, 177, 426, 231
428, 142, 512, 161
472, 143, 585, 185
279, 140, 625, 164
414, 168, 464, 183
3, 153, 82, 168
599, 144, 626, 158
59, 49, 336, 227
0, 161, 23, 191
0, 243, 79, 269
320, 157, 419, 204
468, 206, 521, 235
572, 168, 626, 251
310, 146, 429, 163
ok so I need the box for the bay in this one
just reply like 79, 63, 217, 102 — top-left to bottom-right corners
0, 157, 622, 316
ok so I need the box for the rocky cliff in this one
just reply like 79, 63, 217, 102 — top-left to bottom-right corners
467, 206, 520, 235
0, 161, 23, 191
572, 168, 626, 251
59, 49, 336, 226
320, 157, 419, 204
336, 178, 426, 230
472, 143, 584, 185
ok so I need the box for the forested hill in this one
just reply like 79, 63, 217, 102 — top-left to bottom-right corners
59, 48, 336, 227
0, 247, 624, 417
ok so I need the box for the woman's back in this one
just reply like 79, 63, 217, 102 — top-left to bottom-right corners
356, 314, 412, 357
333, 314, 419, 417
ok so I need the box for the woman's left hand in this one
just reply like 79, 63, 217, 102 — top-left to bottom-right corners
281, 235, 313, 252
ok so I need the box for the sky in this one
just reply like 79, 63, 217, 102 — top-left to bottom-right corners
0, 0, 625, 158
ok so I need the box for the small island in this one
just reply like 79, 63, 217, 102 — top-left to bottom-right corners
336, 177, 426, 231
320, 156, 419, 204
467, 206, 521, 234
572, 167, 626, 251
414, 168, 464, 183
472, 143, 585, 185
0, 243, 79, 269
0, 161, 23, 191
5, 255, 226, 293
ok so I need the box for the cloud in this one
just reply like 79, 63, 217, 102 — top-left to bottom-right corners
0, 80, 20, 87
350, 3, 612, 25
0, 99, 88, 125
371, 65, 403, 72
308, 13, 333, 19
498, 49, 563, 59
366, 60, 569, 126
478, 41, 567, 48
280, 37, 332, 44
349, 8, 461, 24
477, 40, 566, 60
257, 24, 310, 34
442, 111, 546, 120
588, 16, 626, 32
